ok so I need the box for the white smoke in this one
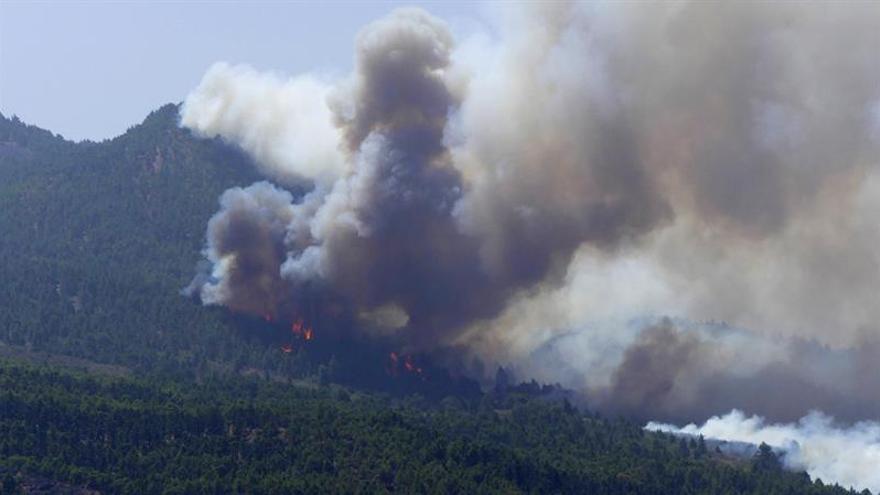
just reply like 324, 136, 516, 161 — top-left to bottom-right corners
647, 410, 880, 492
180, 62, 345, 185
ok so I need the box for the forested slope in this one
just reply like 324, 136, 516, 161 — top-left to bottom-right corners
0, 107, 282, 376
0, 361, 853, 495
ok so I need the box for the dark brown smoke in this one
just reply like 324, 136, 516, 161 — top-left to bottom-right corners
182, 1, 880, 427
603, 320, 702, 419
184, 7, 673, 351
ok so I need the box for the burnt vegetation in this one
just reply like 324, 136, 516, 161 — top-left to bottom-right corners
0, 110, 868, 493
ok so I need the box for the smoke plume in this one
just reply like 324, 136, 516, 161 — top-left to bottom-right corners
647, 410, 880, 493
180, 63, 344, 185
181, 2, 880, 490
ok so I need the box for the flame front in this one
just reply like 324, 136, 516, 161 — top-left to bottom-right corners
387, 352, 424, 378
290, 318, 315, 341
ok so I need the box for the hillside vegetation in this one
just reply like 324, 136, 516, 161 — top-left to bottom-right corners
0, 361, 854, 495
0, 106, 279, 377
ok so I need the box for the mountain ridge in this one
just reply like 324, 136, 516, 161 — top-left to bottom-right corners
0, 104, 269, 376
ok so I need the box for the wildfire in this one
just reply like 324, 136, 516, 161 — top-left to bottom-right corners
387, 351, 424, 378
261, 314, 315, 354
290, 318, 315, 341
403, 355, 422, 374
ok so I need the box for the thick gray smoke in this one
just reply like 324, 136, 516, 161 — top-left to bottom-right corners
183, 6, 670, 346
187, 182, 295, 316
187, 9, 501, 343
182, 2, 880, 490
524, 317, 880, 425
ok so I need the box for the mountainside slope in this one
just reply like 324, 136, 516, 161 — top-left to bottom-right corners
0, 105, 272, 375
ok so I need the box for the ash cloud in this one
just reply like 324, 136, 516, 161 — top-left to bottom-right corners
183, 6, 674, 350
181, 3, 880, 487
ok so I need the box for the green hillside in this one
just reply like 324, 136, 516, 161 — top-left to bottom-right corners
0, 106, 286, 377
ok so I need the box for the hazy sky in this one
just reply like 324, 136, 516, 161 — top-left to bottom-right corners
0, 1, 487, 142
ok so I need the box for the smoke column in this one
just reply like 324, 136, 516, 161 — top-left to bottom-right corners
181, 2, 880, 490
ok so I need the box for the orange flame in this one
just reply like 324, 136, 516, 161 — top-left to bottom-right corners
291, 319, 303, 336
387, 352, 400, 376
387, 352, 423, 377
403, 355, 423, 374
291, 318, 315, 342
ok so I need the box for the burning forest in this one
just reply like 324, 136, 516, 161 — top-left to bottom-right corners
179, 2, 880, 491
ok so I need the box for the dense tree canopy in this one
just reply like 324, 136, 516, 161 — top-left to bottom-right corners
0, 362, 854, 495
